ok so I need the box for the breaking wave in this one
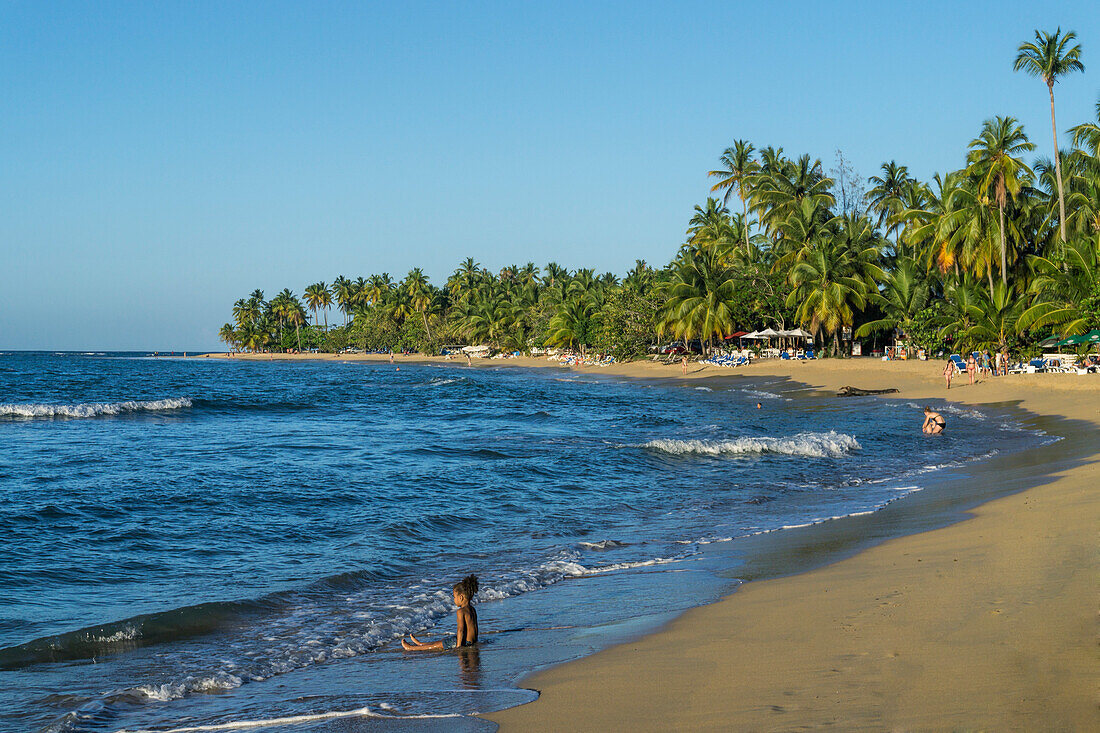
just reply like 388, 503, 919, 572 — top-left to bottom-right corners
637, 430, 860, 458
0, 398, 192, 419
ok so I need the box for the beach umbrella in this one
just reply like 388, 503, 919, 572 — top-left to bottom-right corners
1038, 336, 1062, 348
756, 327, 780, 339
1055, 335, 1088, 346
786, 327, 813, 340
741, 330, 762, 339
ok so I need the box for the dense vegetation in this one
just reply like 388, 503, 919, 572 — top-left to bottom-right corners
220, 29, 1100, 359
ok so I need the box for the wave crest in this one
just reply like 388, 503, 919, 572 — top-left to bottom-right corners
638, 430, 860, 458
0, 398, 192, 419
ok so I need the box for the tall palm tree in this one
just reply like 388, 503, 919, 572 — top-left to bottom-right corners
304, 282, 329, 328
332, 276, 354, 327
708, 140, 759, 254
866, 161, 911, 240
403, 267, 435, 340
1014, 28, 1085, 242
966, 116, 1035, 286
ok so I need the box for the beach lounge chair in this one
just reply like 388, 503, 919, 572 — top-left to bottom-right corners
948, 354, 966, 374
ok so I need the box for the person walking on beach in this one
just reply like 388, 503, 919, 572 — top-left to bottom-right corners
966, 354, 977, 384
402, 575, 479, 651
466, 352, 472, 367
922, 406, 946, 434
681, 356, 688, 375
943, 358, 954, 389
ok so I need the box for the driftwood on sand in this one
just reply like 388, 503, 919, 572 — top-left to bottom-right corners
836, 385, 900, 397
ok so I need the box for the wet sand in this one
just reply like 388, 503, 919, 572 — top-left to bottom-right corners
203, 353, 1099, 730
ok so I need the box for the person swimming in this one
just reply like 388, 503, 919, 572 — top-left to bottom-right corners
401, 575, 479, 651
922, 406, 946, 434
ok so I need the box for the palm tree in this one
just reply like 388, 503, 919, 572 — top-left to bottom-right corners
751, 154, 836, 240
219, 323, 238, 351
784, 214, 884, 355
944, 282, 1024, 352
547, 292, 598, 354
866, 161, 912, 240
854, 257, 930, 341
403, 267, 435, 340
332, 276, 354, 327
686, 197, 735, 250
304, 282, 329, 329
1017, 234, 1100, 337
966, 116, 1035, 286
658, 247, 738, 354
708, 140, 759, 254
1014, 28, 1085, 243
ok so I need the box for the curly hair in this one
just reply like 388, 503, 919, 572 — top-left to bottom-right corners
453, 574, 479, 602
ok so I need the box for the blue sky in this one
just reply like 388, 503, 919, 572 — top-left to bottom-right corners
2, 1, 1098, 350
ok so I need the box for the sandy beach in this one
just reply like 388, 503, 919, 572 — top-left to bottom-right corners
206, 352, 1099, 730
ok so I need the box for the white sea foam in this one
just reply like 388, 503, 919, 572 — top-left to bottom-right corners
693, 386, 713, 392
0, 398, 192, 419
578, 539, 627, 550
134, 672, 244, 702
637, 430, 860, 458
580, 556, 686, 574
741, 388, 782, 399
88, 625, 139, 644
116, 706, 460, 733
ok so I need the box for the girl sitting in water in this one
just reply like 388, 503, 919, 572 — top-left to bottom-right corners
922, 406, 946, 435
401, 575, 479, 651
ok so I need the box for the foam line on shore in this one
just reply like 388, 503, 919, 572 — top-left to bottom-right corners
116, 706, 461, 732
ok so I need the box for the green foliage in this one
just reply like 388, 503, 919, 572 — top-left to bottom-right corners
591, 289, 662, 359
222, 78, 1100, 360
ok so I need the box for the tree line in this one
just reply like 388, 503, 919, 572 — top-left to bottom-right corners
221, 29, 1100, 359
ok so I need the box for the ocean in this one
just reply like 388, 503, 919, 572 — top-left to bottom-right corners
0, 352, 1047, 732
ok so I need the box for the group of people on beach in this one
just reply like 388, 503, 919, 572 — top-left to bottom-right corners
943, 350, 1010, 389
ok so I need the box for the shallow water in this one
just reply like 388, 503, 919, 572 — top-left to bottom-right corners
0, 353, 1044, 731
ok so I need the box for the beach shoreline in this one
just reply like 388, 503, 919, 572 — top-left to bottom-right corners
199, 352, 1099, 730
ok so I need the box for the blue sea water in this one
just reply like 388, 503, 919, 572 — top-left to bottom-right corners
0, 352, 1044, 732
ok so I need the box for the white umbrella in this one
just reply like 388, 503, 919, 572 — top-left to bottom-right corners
787, 328, 813, 339
741, 330, 762, 339
756, 327, 780, 338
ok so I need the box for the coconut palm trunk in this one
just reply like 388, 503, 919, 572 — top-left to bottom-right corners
740, 192, 750, 256
421, 311, 432, 341
1048, 81, 1067, 243
998, 199, 1007, 286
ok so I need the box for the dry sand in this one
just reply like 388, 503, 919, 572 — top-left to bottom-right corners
204, 352, 1098, 730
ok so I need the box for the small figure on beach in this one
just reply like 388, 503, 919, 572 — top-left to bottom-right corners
389, 351, 394, 364
967, 354, 978, 384
922, 406, 946, 434
943, 359, 954, 389
466, 353, 472, 367
402, 575, 479, 651
681, 356, 688, 375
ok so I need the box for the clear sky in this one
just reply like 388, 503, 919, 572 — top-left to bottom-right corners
2, 1, 1098, 350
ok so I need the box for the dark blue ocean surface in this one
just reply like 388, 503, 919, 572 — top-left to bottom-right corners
0, 352, 1043, 731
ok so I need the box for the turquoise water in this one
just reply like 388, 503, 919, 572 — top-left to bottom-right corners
0, 353, 1043, 731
